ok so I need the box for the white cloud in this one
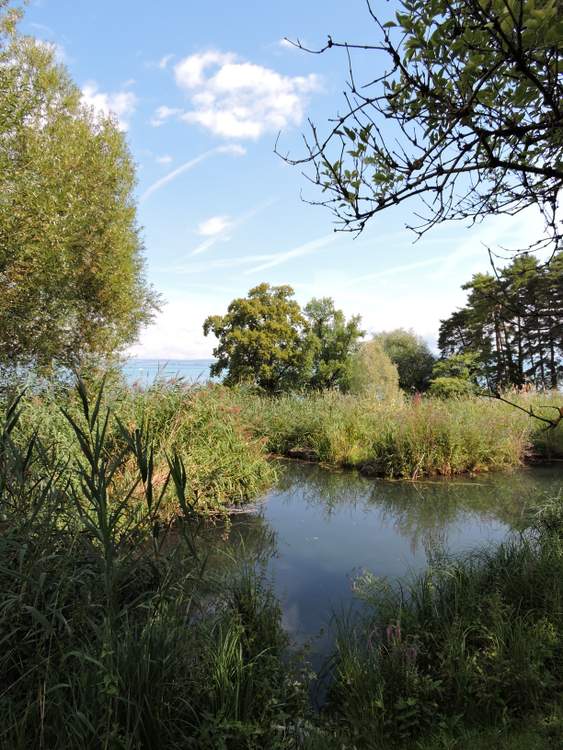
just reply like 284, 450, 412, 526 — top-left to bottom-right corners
197, 215, 232, 237
81, 82, 137, 131
190, 199, 276, 256
140, 144, 246, 203
158, 53, 174, 70
156, 154, 173, 165
173, 50, 320, 139
150, 104, 183, 127
127, 295, 222, 359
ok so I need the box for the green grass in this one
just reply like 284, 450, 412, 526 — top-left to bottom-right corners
9, 378, 276, 518
229, 388, 562, 478
0, 378, 562, 748
0, 381, 305, 749
320, 497, 563, 747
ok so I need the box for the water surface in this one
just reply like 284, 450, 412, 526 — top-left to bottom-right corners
122, 358, 215, 386
215, 461, 562, 661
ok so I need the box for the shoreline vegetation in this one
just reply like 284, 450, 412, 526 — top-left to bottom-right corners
1, 377, 562, 748
8, 378, 562, 522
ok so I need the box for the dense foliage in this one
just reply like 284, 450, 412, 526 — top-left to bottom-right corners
204, 285, 363, 393
439, 251, 563, 389
283, 0, 563, 256
374, 329, 435, 392
348, 340, 400, 400
326, 505, 563, 747
0, 6, 156, 373
231, 387, 563, 477
0, 383, 304, 748
304, 297, 364, 390
1, 379, 562, 749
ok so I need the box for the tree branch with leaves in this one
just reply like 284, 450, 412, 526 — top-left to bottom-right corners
278, 0, 562, 257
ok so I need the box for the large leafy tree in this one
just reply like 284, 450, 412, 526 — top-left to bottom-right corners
348, 340, 400, 400
203, 284, 315, 393
373, 328, 435, 392
281, 0, 562, 255
438, 251, 562, 389
304, 297, 364, 390
0, 5, 156, 372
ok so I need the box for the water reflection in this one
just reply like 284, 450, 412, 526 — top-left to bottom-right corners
202, 461, 561, 661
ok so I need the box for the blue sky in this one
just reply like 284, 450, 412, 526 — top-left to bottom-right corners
24, 0, 542, 358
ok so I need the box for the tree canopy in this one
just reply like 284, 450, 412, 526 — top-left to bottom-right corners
281, 0, 562, 256
438, 250, 562, 389
203, 283, 315, 393
204, 287, 366, 393
373, 328, 435, 391
0, 6, 156, 372
304, 297, 364, 390
348, 340, 400, 400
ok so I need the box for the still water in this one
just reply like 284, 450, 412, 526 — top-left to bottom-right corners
122, 358, 215, 386
210, 461, 562, 661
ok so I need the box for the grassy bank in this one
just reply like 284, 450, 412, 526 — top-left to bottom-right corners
231, 389, 562, 478
315, 499, 563, 748
1, 380, 562, 748
9, 378, 275, 518
0, 383, 305, 749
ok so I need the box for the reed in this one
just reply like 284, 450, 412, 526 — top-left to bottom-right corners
230, 388, 562, 478
323, 497, 563, 747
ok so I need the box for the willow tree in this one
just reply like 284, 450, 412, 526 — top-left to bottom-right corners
0, 5, 156, 373
280, 0, 562, 258
348, 340, 400, 400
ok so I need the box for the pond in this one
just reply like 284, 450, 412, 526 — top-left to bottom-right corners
205, 461, 562, 668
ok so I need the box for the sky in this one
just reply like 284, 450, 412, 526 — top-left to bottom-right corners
23, 0, 545, 358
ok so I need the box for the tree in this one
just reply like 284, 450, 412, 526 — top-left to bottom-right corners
428, 353, 479, 397
280, 0, 562, 256
304, 297, 364, 390
373, 329, 435, 392
348, 340, 400, 399
438, 251, 562, 389
0, 8, 156, 373
203, 284, 315, 393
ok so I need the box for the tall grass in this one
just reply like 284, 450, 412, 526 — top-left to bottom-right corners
8, 379, 275, 518
322, 497, 563, 747
0, 380, 304, 749
1, 378, 562, 748
230, 389, 562, 478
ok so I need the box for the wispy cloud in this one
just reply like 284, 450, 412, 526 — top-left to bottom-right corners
160, 230, 337, 275
244, 233, 338, 273
197, 215, 232, 237
190, 199, 277, 256
150, 104, 183, 127
155, 154, 173, 165
158, 53, 174, 69
140, 145, 246, 203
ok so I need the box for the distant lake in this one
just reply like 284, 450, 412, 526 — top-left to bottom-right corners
122, 358, 216, 386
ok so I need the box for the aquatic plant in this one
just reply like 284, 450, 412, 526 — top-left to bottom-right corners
0, 380, 304, 749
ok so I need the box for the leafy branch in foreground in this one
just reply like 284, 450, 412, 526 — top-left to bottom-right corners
278, 0, 562, 255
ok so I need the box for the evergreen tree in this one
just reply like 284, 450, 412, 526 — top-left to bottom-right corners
438, 252, 562, 390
